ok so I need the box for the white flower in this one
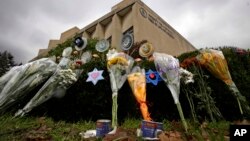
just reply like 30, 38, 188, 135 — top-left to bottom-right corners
179, 68, 194, 84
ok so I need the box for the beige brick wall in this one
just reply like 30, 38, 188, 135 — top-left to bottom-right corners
34, 0, 196, 61
60, 27, 80, 43
37, 27, 80, 57
133, 2, 196, 56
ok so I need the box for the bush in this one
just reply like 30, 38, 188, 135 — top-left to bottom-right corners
27, 39, 250, 122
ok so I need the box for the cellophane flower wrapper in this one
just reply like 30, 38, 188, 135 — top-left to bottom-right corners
0, 66, 20, 93
106, 49, 134, 128
58, 47, 73, 69
196, 49, 250, 115
58, 58, 71, 69
74, 51, 92, 79
81, 51, 92, 64
127, 67, 152, 121
0, 58, 57, 114
15, 69, 77, 117
153, 52, 180, 104
196, 49, 233, 85
153, 52, 188, 131
15, 49, 91, 117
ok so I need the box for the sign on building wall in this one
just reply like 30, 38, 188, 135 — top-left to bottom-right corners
139, 7, 175, 39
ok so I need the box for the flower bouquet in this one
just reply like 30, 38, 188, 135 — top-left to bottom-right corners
0, 66, 20, 92
153, 52, 188, 131
15, 47, 92, 117
0, 58, 57, 114
127, 66, 152, 121
15, 69, 77, 116
106, 49, 134, 131
196, 49, 250, 115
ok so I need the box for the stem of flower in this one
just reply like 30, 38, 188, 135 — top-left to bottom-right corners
112, 94, 118, 128
236, 97, 243, 115
176, 102, 188, 132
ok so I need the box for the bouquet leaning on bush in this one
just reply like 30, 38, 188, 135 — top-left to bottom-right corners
153, 52, 188, 132
0, 58, 57, 114
196, 49, 250, 116
15, 69, 77, 117
15, 47, 90, 117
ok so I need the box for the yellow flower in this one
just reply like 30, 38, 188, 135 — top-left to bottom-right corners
107, 57, 128, 67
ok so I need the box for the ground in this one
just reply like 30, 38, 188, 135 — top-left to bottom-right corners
0, 115, 241, 141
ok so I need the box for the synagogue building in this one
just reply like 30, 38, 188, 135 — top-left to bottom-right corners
36, 0, 196, 59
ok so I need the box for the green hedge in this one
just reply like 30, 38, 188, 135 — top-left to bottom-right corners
27, 39, 250, 123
